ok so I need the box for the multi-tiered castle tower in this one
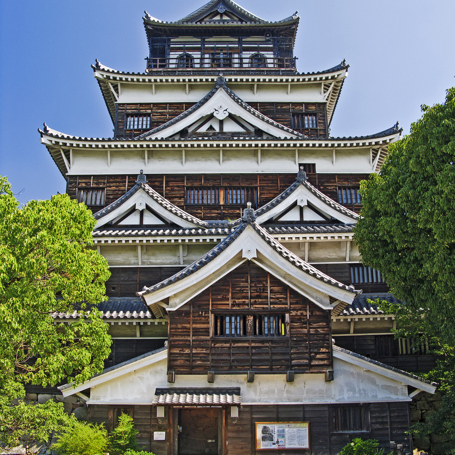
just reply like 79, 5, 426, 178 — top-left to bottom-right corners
40, 1, 435, 453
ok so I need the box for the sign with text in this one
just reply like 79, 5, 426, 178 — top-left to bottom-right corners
256, 422, 310, 450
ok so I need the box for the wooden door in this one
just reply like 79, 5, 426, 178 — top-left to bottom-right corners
178, 408, 219, 455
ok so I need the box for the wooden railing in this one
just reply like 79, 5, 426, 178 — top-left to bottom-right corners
146, 56, 297, 71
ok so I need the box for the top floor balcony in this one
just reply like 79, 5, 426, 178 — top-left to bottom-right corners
145, 54, 297, 73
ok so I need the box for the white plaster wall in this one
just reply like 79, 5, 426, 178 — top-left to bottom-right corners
88, 357, 410, 405
117, 82, 325, 104
68, 147, 374, 176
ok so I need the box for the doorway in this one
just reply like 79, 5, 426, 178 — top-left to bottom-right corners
178, 408, 220, 455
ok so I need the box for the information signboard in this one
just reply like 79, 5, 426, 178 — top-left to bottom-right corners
256, 422, 310, 450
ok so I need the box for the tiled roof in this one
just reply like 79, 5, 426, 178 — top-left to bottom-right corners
94, 59, 347, 78
137, 76, 305, 140
144, 0, 298, 26
93, 179, 209, 228
254, 170, 359, 221
92, 223, 354, 238
333, 345, 437, 387
139, 212, 356, 297
52, 298, 156, 320
139, 222, 248, 296
339, 293, 402, 317
153, 387, 241, 405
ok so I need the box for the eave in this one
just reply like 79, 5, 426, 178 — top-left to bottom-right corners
92, 61, 348, 123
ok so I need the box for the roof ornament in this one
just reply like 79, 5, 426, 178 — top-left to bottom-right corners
136, 169, 147, 184
217, 5, 226, 13
43, 122, 49, 134
296, 166, 308, 183
216, 75, 227, 88
242, 202, 256, 223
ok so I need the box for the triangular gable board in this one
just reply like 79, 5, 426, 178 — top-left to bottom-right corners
117, 208, 166, 226
138, 221, 357, 312
255, 173, 359, 226
178, 0, 268, 25
59, 346, 436, 403
94, 182, 208, 230
139, 81, 303, 140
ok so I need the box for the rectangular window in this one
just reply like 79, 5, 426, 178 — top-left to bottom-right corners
350, 265, 384, 285
125, 115, 151, 130
338, 187, 362, 204
211, 52, 232, 68
292, 113, 318, 130
332, 406, 367, 432
398, 337, 431, 356
76, 188, 105, 206
298, 163, 316, 174
185, 187, 258, 206
213, 314, 288, 337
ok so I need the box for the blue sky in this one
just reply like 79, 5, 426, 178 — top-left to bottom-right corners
1, 0, 454, 204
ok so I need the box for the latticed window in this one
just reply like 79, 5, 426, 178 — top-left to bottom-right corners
250, 53, 267, 68
291, 113, 318, 130
211, 52, 232, 68
126, 115, 151, 130
398, 337, 432, 356
338, 187, 362, 204
213, 314, 288, 337
177, 53, 194, 68
76, 188, 105, 206
298, 163, 316, 174
350, 265, 384, 284
331, 406, 367, 432
185, 187, 258, 206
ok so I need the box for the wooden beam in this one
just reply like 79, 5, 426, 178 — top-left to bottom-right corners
108, 82, 119, 101
345, 241, 351, 262
60, 149, 70, 172
107, 150, 111, 167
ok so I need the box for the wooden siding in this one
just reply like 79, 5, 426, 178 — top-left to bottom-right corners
115, 103, 195, 138
113, 102, 328, 138
105, 339, 166, 368
106, 267, 184, 297
167, 262, 332, 374
68, 173, 367, 218
88, 402, 411, 454
335, 335, 436, 374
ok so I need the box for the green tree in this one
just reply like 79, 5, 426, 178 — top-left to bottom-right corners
355, 87, 455, 346
355, 88, 455, 452
108, 413, 139, 455
0, 176, 111, 448
52, 420, 108, 455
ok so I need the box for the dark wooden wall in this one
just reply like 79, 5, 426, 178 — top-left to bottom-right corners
335, 335, 436, 373
68, 172, 367, 219
106, 267, 184, 297
113, 102, 328, 138
89, 402, 412, 454
105, 339, 166, 368
167, 262, 332, 374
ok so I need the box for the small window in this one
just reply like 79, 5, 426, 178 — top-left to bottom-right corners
292, 113, 318, 130
398, 337, 432, 356
211, 52, 232, 68
213, 314, 288, 337
186, 188, 220, 205
332, 406, 367, 432
126, 115, 151, 130
338, 187, 361, 205
298, 163, 316, 174
177, 53, 193, 68
77, 188, 105, 206
350, 265, 384, 285
250, 53, 267, 68
185, 187, 258, 207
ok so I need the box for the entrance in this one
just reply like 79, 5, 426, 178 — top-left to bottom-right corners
178, 408, 220, 455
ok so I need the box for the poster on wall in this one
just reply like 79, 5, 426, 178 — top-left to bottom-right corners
256, 422, 310, 450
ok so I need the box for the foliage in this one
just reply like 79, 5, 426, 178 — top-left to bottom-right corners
0, 400, 72, 454
340, 438, 391, 455
355, 87, 455, 346
0, 176, 111, 448
52, 420, 108, 455
124, 450, 155, 455
108, 413, 139, 455
355, 88, 455, 451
